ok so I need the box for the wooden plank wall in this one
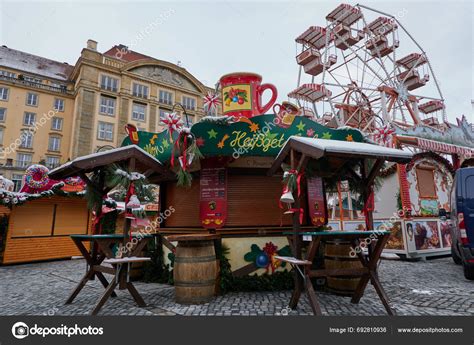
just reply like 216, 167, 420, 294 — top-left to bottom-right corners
2, 196, 91, 265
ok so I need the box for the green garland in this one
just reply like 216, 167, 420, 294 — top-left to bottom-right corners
85, 164, 155, 211
0, 183, 85, 208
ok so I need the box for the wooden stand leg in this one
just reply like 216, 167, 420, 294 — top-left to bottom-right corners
65, 269, 94, 304
289, 269, 303, 309
95, 272, 118, 298
126, 282, 146, 307
305, 277, 322, 315
370, 271, 396, 315
91, 280, 118, 316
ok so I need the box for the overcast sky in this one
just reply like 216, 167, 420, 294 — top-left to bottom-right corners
0, 0, 472, 123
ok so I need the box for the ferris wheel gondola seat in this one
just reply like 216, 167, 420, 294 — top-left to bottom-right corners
365, 16, 398, 36
288, 84, 332, 103
296, 26, 332, 50
396, 53, 428, 70
334, 25, 365, 50
326, 3, 362, 26
397, 70, 429, 91
419, 100, 445, 114
296, 48, 321, 66
302, 54, 337, 76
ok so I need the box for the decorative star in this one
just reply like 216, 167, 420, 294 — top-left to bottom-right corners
207, 129, 218, 139
296, 121, 306, 132
346, 134, 354, 142
322, 132, 332, 139
249, 122, 259, 133
196, 137, 205, 147
262, 131, 278, 142
161, 138, 169, 149
306, 128, 315, 137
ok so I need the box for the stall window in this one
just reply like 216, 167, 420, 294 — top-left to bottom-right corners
416, 166, 437, 198
10, 202, 54, 237
54, 202, 89, 235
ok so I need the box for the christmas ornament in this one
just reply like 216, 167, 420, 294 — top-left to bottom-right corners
162, 112, 184, 139
255, 253, 270, 268
202, 91, 220, 113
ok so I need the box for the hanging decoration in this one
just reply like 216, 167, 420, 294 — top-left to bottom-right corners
203, 91, 220, 114
244, 242, 292, 274
175, 128, 203, 187
162, 112, 184, 139
279, 165, 304, 224
372, 124, 395, 147
20, 164, 59, 194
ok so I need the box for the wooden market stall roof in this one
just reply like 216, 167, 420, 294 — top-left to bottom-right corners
49, 145, 172, 182
268, 136, 413, 176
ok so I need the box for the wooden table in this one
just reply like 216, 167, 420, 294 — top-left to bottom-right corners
67, 234, 152, 315
277, 230, 394, 316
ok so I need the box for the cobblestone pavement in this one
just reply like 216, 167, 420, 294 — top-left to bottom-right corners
1, 257, 473, 316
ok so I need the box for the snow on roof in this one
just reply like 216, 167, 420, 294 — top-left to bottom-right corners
49, 145, 162, 176
280, 136, 413, 160
0, 46, 73, 81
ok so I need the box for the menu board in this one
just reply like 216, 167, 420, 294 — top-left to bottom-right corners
199, 161, 227, 229
307, 176, 328, 226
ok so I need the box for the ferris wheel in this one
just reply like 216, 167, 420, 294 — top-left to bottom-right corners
289, 3, 446, 134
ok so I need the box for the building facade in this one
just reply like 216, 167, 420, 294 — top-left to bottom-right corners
0, 40, 217, 190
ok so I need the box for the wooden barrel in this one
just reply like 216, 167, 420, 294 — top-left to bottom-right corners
324, 240, 362, 296
171, 234, 219, 304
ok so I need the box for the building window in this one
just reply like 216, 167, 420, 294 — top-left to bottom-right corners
416, 166, 437, 198
51, 117, 63, 131
46, 156, 60, 169
159, 109, 170, 123
23, 112, 36, 126
48, 136, 61, 151
185, 115, 194, 126
26, 92, 38, 106
0, 127, 3, 144
23, 75, 43, 84
132, 102, 146, 122
132, 83, 149, 99
0, 87, 9, 101
99, 95, 116, 116
12, 174, 23, 192
159, 90, 173, 105
182, 96, 196, 111
100, 75, 119, 92
20, 130, 34, 148
0, 108, 6, 122
54, 98, 65, 112
0, 70, 16, 78
17, 153, 32, 168
98, 122, 114, 141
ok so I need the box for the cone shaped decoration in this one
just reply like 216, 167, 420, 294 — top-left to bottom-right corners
126, 194, 140, 209
280, 190, 295, 204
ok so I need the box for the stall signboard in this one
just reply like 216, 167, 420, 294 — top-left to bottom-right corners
199, 160, 227, 229
307, 176, 327, 226
121, 114, 365, 162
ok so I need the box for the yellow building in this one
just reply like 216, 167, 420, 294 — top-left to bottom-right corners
0, 46, 75, 190
69, 40, 218, 157
0, 41, 217, 190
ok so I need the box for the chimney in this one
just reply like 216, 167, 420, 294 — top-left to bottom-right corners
86, 39, 98, 51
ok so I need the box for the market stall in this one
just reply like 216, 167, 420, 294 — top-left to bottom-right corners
49, 145, 171, 314
267, 136, 412, 315
0, 167, 90, 265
